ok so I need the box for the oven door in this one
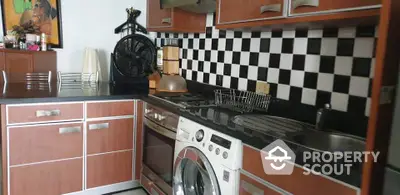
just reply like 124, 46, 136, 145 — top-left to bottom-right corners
143, 117, 176, 194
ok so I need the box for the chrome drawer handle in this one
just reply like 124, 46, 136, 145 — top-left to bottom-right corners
89, 123, 109, 131
36, 110, 61, 117
260, 4, 281, 13
241, 180, 264, 195
161, 18, 172, 24
292, 0, 319, 9
59, 126, 81, 134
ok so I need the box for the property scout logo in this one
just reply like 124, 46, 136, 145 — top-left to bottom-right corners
260, 139, 379, 176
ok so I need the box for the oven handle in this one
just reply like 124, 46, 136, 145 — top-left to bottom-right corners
144, 119, 177, 140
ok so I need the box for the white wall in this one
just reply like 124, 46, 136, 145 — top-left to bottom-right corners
0, 0, 149, 81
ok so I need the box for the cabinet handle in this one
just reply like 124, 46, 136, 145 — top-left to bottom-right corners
292, 0, 319, 9
260, 4, 281, 13
161, 18, 172, 24
241, 180, 264, 195
36, 110, 61, 117
59, 126, 81, 134
89, 123, 109, 131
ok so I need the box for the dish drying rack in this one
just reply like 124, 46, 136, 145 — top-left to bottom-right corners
57, 72, 99, 91
214, 89, 271, 113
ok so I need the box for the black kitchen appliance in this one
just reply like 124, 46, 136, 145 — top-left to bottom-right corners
111, 8, 156, 85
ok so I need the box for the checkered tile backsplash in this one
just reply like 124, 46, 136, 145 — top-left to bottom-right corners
153, 13, 377, 117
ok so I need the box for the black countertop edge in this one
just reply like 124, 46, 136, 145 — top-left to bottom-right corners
0, 82, 149, 104
0, 95, 146, 104
142, 96, 362, 188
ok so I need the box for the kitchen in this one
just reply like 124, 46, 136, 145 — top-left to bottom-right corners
0, 0, 398, 195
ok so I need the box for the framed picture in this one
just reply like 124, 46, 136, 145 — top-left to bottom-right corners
1, 0, 63, 48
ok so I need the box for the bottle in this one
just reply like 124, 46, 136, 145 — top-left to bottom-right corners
41, 33, 47, 51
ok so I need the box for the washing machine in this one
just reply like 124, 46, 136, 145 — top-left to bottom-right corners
172, 117, 242, 195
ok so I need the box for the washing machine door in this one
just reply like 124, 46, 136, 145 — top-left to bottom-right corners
173, 147, 220, 195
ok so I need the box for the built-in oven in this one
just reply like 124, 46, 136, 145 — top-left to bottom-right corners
143, 103, 178, 195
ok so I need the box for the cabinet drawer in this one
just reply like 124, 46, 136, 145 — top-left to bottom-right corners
87, 118, 134, 155
7, 102, 84, 124
9, 123, 83, 165
218, 0, 286, 24
86, 100, 135, 118
290, 0, 381, 15
141, 174, 151, 192
10, 158, 83, 195
87, 151, 133, 188
242, 145, 358, 195
140, 174, 166, 195
240, 173, 282, 195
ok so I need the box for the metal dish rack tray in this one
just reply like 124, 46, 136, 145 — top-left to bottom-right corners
214, 89, 272, 113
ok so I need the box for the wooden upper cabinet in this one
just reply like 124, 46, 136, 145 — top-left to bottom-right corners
147, 0, 207, 33
148, 0, 173, 29
5, 52, 34, 73
1, 49, 57, 83
218, 0, 286, 25
216, 0, 380, 29
290, 0, 381, 16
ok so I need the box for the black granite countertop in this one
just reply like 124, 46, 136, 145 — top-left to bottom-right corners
142, 81, 368, 188
143, 95, 363, 188
0, 82, 149, 104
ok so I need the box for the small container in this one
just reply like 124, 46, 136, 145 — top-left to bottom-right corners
157, 47, 164, 70
163, 39, 180, 75
41, 33, 47, 51
163, 39, 179, 60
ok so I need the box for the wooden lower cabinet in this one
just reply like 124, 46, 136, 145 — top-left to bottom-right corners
239, 173, 282, 195
86, 100, 135, 119
87, 118, 134, 155
87, 151, 133, 188
10, 158, 83, 195
242, 145, 358, 195
9, 122, 83, 166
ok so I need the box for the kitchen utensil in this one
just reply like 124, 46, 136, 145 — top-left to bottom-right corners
157, 74, 187, 92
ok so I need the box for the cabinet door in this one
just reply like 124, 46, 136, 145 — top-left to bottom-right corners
239, 173, 282, 195
5, 52, 34, 82
218, 0, 286, 25
290, 0, 381, 15
5, 52, 33, 73
9, 123, 83, 166
10, 158, 83, 195
147, 0, 173, 28
87, 118, 134, 155
87, 151, 133, 188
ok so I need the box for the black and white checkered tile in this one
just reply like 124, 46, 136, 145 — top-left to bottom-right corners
153, 14, 377, 117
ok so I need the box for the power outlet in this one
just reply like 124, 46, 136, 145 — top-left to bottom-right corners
256, 81, 270, 94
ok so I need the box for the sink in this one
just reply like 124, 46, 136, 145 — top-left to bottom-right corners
292, 130, 365, 152
232, 115, 366, 153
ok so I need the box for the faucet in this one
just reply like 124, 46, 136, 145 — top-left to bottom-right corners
316, 103, 331, 131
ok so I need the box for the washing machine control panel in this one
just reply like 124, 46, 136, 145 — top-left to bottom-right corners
178, 117, 243, 170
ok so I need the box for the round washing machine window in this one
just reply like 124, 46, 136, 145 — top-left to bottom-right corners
173, 147, 220, 195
